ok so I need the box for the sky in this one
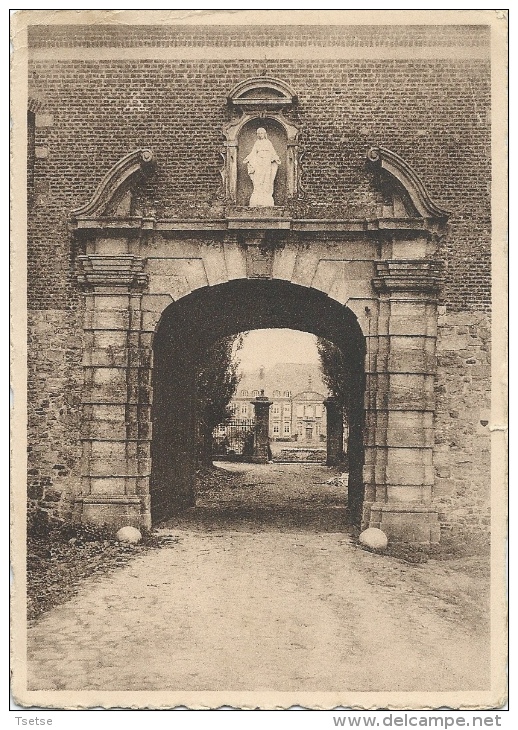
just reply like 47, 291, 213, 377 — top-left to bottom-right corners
235, 329, 321, 373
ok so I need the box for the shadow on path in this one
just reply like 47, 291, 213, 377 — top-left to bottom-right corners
159, 462, 354, 534
159, 505, 354, 533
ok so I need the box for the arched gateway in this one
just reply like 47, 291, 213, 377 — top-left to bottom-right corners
71, 145, 448, 544
150, 279, 366, 525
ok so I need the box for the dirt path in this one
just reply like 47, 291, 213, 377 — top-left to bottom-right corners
27, 463, 490, 693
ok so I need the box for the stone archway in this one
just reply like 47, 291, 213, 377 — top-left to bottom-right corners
71, 145, 448, 544
149, 279, 366, 524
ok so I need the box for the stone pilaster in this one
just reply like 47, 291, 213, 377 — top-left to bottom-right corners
323, 397, 344, 467
250, 393, 272, 463
365, 259, 442, 543
75, 254, 152, 529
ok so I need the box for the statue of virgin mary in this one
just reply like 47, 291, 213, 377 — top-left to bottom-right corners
243, 128, 281, 207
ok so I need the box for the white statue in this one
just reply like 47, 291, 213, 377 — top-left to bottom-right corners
243, 127, 281, 207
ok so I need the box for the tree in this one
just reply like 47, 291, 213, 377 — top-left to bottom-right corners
317, 337, 348, 403
318, 338, 365, 516
194, 335, 243, 467
317, 337, 351, 467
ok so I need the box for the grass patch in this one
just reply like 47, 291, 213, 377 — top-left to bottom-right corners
26, 511, 163, 622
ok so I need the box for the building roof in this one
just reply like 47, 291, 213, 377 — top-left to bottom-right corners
235, 363, 329, 399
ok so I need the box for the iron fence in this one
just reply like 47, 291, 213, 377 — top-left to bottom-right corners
213, 419, 256, 458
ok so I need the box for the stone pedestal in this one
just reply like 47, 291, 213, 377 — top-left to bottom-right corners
323, 397, 344, 466
250, 393, 272, 463
364, 259, 443, 544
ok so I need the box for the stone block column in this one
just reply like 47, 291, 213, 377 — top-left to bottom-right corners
323, 397, 344, 466
364, 259, 442, 544
76, 254, 152, 529
251, 393, 272, 463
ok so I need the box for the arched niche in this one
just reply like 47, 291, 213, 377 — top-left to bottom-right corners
222, 77, 300, 206
236, 117, 288, 207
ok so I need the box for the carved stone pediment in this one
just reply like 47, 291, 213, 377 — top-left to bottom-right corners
71, 149, 154, 221
367, 146, 449, 220
228, 76, 297, 112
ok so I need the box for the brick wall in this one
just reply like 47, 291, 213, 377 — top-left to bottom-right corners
28, 24, 489, 48
28, 30, 491, 312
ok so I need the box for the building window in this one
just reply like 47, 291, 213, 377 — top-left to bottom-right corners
284, 390, 291, 397
315, 404, 323, 418
241, 390, 248, 397
284, 423, 291, 434
283, 403, 291, 415
273, 405, 280, 415
252, 390, 260, 396
273, 390, 281, 397
241, 404, 248, 415
273, 424, 280, 434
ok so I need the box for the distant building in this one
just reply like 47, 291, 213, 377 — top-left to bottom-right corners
230, 364, 329, 442
292, 390, 326, 443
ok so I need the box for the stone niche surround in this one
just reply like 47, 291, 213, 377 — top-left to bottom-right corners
222, 76, 300, 206
69, 141, 449, 544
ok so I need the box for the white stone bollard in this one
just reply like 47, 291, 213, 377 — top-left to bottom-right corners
359, 527, 388, 551
116, 526, 142, 544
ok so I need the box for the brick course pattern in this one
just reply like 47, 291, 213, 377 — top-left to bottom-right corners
28, 24, 490, 48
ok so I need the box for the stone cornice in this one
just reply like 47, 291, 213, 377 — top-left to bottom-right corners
31, 47, 490, 62
373, 259, 443, 294
77, 254, 148, 291
71, 216, 434, 235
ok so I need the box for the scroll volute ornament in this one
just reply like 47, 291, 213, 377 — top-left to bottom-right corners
367, 146, 449, 220
71, 149, 154, 220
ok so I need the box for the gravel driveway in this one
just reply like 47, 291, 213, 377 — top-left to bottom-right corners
27, 463, 490, 695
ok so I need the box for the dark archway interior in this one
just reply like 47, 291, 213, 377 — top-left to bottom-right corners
151, 279, 366, 526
